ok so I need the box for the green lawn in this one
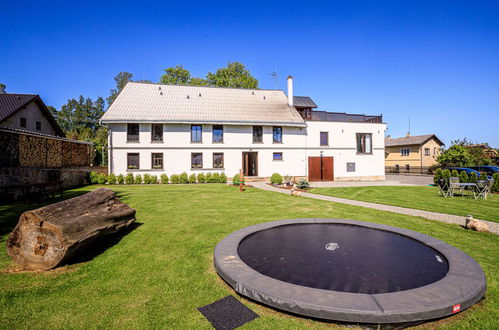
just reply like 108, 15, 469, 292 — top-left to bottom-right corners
310, 186, 499, 223
1, 184, 498, 329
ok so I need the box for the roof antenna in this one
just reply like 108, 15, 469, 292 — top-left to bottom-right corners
268, 62, 278, 89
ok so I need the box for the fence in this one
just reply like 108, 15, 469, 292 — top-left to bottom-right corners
0, 127, 93, 168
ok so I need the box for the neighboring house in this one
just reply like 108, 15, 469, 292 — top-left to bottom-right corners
465, 144, 498, 161
385, 134, 445, 174
0, 93, 64, 136
101, 77, 386, 181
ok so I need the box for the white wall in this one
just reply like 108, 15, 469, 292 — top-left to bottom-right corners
1, 101, 56, 136
305, 121, 386, 180
108, 121, 386, 180
109, 123, 307, 178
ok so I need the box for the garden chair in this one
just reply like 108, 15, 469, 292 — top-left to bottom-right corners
437, 179, 450, 197
474, 179, 494, 199
449, 177, 460, 197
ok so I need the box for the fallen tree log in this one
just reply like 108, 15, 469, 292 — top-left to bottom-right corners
6, 188, 136, 271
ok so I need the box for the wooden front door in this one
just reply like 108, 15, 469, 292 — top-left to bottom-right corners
308, 156, 334, 181
242, 152, 258, 176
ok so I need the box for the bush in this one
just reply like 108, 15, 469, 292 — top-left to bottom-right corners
189, 174, 197, 184
220, 172, 227, 183
212, 172, 220, 183
451, 169, 459, 178
197, 173, 206, 183
150, 175, 158, 184
97, 173, 108, 184
469, 172, 478, 183
232, 173, 243, 185
143, 174, 151, 184
295, 178, 310, 189
270, 173, 283, 185
108, 173, 116, 184
117, 174, 125, 184
480, 172, 488, 181
134, 174, 142, 184
125, 173, 134, 184
170, 174, 180, 184
160, 174, 169, 184
89, 171, 99, 184
179, 172, 189, 184
458, 171, 469, 183
442, 169, 451, 185
433, 168, 443, 184
205, 172, 213, 183
493, 173, 499, 192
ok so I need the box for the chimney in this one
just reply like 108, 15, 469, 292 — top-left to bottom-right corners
287, 75, 293, 106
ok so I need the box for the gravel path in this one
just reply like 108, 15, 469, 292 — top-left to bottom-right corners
251, 182, 498, 235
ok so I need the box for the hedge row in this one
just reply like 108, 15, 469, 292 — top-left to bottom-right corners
434, 169, 499, 192
89, 172, 228, 184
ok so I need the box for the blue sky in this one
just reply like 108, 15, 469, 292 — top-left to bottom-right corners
1, 1, 498, 146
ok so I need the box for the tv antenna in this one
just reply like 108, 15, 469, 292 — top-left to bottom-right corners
268, 62, 278, 89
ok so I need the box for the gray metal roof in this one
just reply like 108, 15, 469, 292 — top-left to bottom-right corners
385, 134, 444, 147
293, 96, 317, 108
101, 82, 306, 127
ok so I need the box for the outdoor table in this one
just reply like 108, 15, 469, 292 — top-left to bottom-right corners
456, 183, 478, 198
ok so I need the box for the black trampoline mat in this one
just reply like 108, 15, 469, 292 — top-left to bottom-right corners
197, 296, 259, 330
238, 223, 449, 294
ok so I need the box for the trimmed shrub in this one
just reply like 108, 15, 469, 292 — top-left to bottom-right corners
469, 172, 478, 183
493, 173, 499, 192
220, 172, 227, 183
270, 173, 283, 185
433, 168, 443, 184
97, 173, 108, 184
451, 169, 459, 178
117, 174, 125, 184
479, 172, 488, 181
89, 171, 99, 184
150, 175, 158, 184
205, 172, 213, 183
143, 174, 151, 184
442, 169, 451, 185
197, 173, 206, 183
232, 173, 243, 185
179, 172, 189, 184
125, 173, 134, 184
160, 174, 169, 184
108, 173, 117, 184
295, 178, 310, 189
212, 172, 220, 183
134, 174, 143, 184
189, 174, 197, 184
458, 171, 469, 183
170, 174, 180, 184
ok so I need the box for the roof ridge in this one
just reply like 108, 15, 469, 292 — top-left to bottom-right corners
127, 81, 283, 92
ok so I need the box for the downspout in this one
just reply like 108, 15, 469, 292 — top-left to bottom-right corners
108, 126, 113, 175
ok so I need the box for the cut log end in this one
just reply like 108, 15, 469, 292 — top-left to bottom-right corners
6, 188, 136, 271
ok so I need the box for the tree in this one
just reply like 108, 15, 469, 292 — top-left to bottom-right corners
0, 83, 6, 93
107, 72, 133, 106
206, 62, 258, 88
189, 77, 208, 86
437, 145, 473, 167
159, 65, 192, 85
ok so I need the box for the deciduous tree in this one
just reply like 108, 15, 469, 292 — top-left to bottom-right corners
206, 62, 258, 88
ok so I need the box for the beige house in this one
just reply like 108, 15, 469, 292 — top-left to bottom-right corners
0, 93, 64, 136
385, 134, 444, 174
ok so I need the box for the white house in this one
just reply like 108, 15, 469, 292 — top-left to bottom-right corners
101, 77, 386, 181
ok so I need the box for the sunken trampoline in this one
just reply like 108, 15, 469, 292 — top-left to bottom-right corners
214, 219, 486, 324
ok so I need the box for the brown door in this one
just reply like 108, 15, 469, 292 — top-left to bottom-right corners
308, 156, 334, 181
242, 152, 258, 176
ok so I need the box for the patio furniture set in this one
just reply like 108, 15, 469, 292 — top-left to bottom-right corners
437, 178, 494, 199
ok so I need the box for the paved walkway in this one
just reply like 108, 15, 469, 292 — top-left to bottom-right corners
251, 182, 499, 235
